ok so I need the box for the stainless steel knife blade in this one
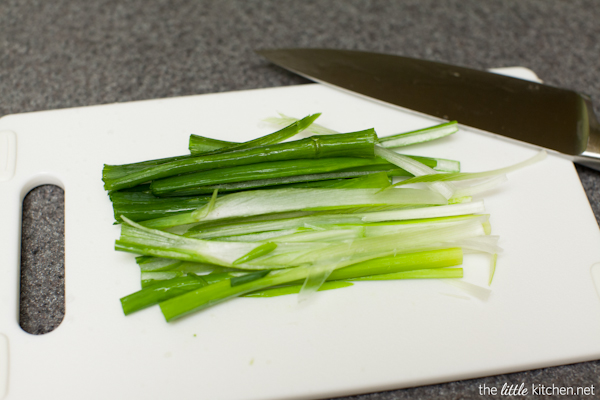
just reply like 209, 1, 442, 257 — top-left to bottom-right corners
256, 48, 600, 170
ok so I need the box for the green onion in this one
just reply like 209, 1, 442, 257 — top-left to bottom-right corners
232, 243, 277, 265
188, 135, 238, 154
244, 281, 353, 298
112, 198, 212, 222
103, 129, 378, 191
120, 275, 208, 315
103, 154, 195, 182
116, 217, 273, 269
348, 267, 463, 280
359, 201, 485, 223
264, 114, 459, 148
328, 248, 462, 280
230, 270, 271, 287
375, 145, 456, 199
378, 121, 458, 148
391, 150, 547, 187
262, 112, 339, 136
191, 187, 447, 223
489, 253, 498, 285
190, 113, 321, 156
446, 280, 491, 301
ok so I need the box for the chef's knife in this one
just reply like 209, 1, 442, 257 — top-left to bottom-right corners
256, 48, 600, 171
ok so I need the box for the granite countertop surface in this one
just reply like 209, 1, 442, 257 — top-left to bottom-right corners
3, 0, 600, 398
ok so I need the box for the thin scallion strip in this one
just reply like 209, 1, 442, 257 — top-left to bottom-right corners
232, 243, 277, 265
378, 121, 458, 148
116, 217, 271, 268
141, 271, 185, 287
375, 145, 455, 199
188, 135, 238, 154
154, 170, 396, 197
103, 154, 195, 181
190, 113, 321, 156
243, 281, 353, 298
112, 198, 212, 222
250, 220, 484, 268
262, 112, 339, 136
446, 280, 491, 301
121, 275, 208, 315
453, 236, 502, 255
190, 188, 447, 223
185, 207, 483, 240
391, 150, 547, 187
230, 270, 271, 287
328, 248, 462, 280
348, 267, 463, 280
186, 214, 365, 239
194, 189, 219, 220
489, 253, 498, 285
136, 257, 183, 272
264, 115, 458, 149
359, 201, 485, 223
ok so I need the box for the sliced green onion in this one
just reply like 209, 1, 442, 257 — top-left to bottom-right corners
188, 135, 238, 154
136, 257, 183, 272
489, 253, 498, 285
454, 236, 502, 254
277, 220, 483, 267
112, 197, 213, 222
243, 281, 353, 298
121, 275, 208, 315
264, 115, 459, 149
232, 242, 277, 265
359, 201, 485, 223
446, 280, 491, 301
348, 267, 463, 280
116, 217, 272, 269
186, 214, 365, 239
262, 112, 339, 136
329, 248, 463, 280
103, 154, 195, 182
141, 271, 185, 287
375, 145, 455, 199
192, 113, 321, 156
194, 189, 219, 220
392, 150, 547, 187
188, 187, 446, 224
231, 270, 271, 287
378, 121, 458, 148
452, 175, 508, 198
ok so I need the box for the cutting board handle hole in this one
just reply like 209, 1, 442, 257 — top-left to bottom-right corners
19, 185, 65, 335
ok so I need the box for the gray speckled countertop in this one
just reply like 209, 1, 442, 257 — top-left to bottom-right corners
4, 0, 600, 398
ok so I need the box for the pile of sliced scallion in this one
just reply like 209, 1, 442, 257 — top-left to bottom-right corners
103, 113, 545, 322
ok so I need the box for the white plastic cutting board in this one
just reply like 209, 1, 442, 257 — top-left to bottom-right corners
2, 78, 600, 400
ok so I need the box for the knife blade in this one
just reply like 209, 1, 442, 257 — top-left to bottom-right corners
256, 48, 600, 171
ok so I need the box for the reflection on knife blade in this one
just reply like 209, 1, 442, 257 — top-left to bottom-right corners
256, 48, 600, 171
